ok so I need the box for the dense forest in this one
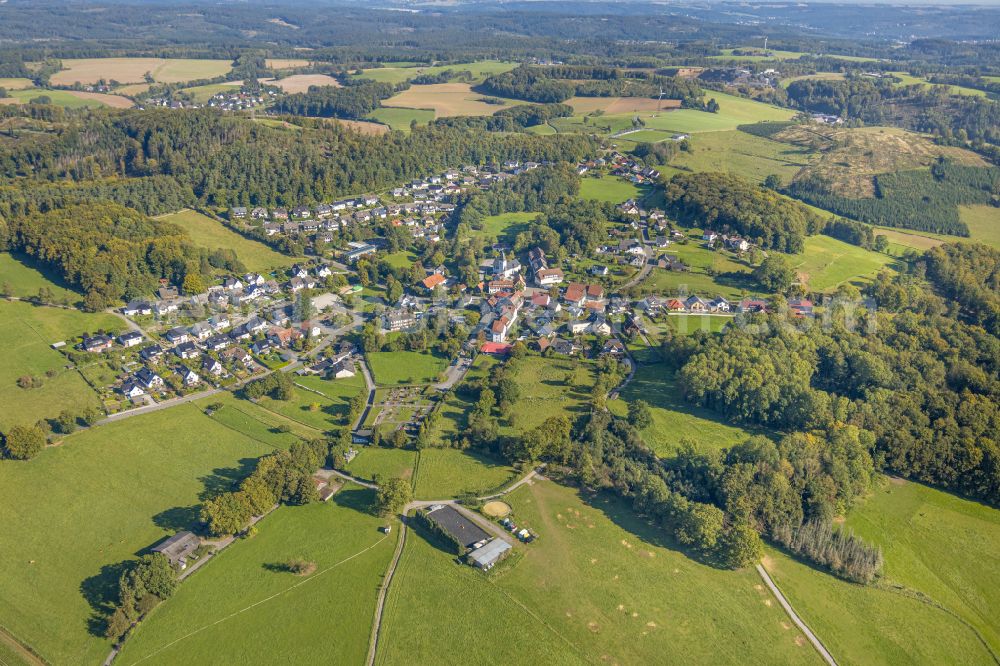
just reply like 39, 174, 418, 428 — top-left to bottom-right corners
666, 272, 1000, 505
924, 243, 1000, 330
787, 162, 1000, 236
0, 108, 596, 208
432, 103, 574, 133
662, 172, 825, 253
271, 80, 399, 119
2, 202, 204, 308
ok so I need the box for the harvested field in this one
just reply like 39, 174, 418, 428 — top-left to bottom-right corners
50, 58, 232, 86
266, 58, 311, 69
382, 83, 521, 117
567, 96, 680, 115
0, 77, 34, 90
64, 90, 133, 108
261, 74, 340, 93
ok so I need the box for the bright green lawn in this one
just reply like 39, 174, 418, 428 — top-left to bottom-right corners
0, 300, 121, 431
791, 235, 897, 292
158, 209, 295, 273
117, 488, 394, 665
255, 373, 365, 433
383, 250, 418, 270
2, 89, 112, 108
198, 393, 306, 447
178, 81, 242, 103
612, 363, 753, 455
846, 477, 1000, 656
0, 404, 277, 665
765, 547, 993, 665
960, 204, 1000, 248
346, 447, 417, 483
366, 107, 435, 131
367, 351, 449, 386
640, 235, 754, 300
0, 252, 82, 305
578, 176, 645, 203
381, 480, 817, 665
414, 448, 517, 499
470, 211, 537, 245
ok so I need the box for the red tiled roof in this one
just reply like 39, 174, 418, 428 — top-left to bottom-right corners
480, 342, 513, 355
422, 273, 446, 290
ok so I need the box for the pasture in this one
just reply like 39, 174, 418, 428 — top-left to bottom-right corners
256, 373, 366, 433
367, 351, 450, 386
578, 176, 646, 203
158, 209, 296, 273
414, 448, 517, 499
791, 235, 897, 291
380, 480, 818, 665
0, 251, 82, 305
0, 88, 129, 109
345, 447, 417, 483
366, 106, 435, 131
50, 58, 233, 86
0, 300, 120, 431
198, 394, 307, 447
960, 205, 1000, 248
261, 74, 341, 93
566, 96, 680, 115
0, 77, 35, 90
0, 404, 277, 665
846, 477, 1000, 655
611, 363, 753, 456
668, 129, 813, 185
381, 83, 521, 117
117, 488, 395, 665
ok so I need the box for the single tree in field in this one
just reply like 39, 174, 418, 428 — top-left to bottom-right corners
2, 424, 46, 459
374, 476, 412, 517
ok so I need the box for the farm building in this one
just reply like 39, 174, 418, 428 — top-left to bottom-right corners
424, 504, 490, 549
467, 539, 512, 570
151, 531, 200, 569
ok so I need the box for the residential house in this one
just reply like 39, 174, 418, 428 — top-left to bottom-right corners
154, 300, 179, 316
328, 360, 356, 379
490, 314, 515, 343
118, 331, 143, 348
709, 297, 731, 313
739, 298, 768, 314
201, 356, 223, 376
165, 327, 190, 345
590, 315, 613, 337
136, 367, 164, 389
139, 344, 164, 363
120, 381, 146, 399
181, 369, 201, 386
566, 320, 590, 335
231, 206, 248, 219
384, 309, 417, 332
602, 339, 626, 356
535, 268, 564, 287
221, 346, 253, 366
551, 338, 578, 355
589, 265, 609, 277
189, 322, 213, 340
250, 207, 269, 220
789, 298, 814, 317
158, 285, 179, 300
685, 295, 708, 312
123, 300, 152, 316
422, 273, 447, 291
209, 314, 231, 331
83, 335, 113, 353
174, 341, 198, 359
204, 334, 231, 352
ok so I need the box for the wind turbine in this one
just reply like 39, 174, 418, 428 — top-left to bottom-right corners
656, 86, 665, 116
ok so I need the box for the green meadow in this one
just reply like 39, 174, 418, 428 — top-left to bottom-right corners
178, 81, 242, 103
116, 488, 395, 665
578, 175, 646, 203
367, 351, 450, 386
414, 448, 517, 499
0, 251, 82, 305
366, 107, 435, 131
791, 235, 897, 291
380, 480, 818, 665
668, 129, 814, 185
0, 404, 277, 665
0, 300, 121, 431
255, 373, 366, 434
960, 205, 1000, 248
469, 211, 537, 245
158, 209, 296, 273
346, 446, 418, 483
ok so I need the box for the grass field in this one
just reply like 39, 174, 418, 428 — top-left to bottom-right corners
0, 88, 129, 109
469, 211, 537, 245
578, 176, 646, 203
381, 480, 818, 665
846, 477, 1000, 655
366, 106, 435, 131
640, 234, 754, 301
265, 58, 311, 70
254, 374, 365, 434
669, 129, 814, 185
0, 404, 277, 665
960, 205, 1000, 248
872, 226, 946, 254
50, 58, 232, 86
612, 363, 753, 455
414, 448, 517, 499
346, 447, 417, 483
0, 252, 82, 305
381, 83, 522, 117
791, 235, 897, 291
116, 488, 394, 665
178, 81, 242, 103
0, 300, 121, 431
367, 351, 450, 386
158, 209, 296, 273
198, 393, 307, 447
382, 250, 418, 270
353, 60, 517, 85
